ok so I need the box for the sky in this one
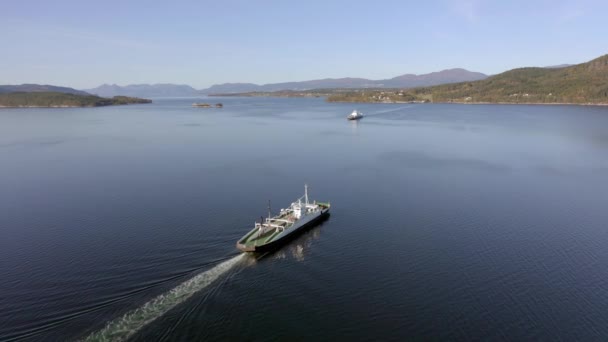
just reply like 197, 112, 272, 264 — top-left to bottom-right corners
1, 0, 607, 89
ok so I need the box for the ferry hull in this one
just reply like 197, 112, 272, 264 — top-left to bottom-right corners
237, 209, 329, 253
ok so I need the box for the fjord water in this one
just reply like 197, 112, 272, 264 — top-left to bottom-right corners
1, 98, 608, 341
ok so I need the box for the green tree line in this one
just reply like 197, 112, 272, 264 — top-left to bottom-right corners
0, 92, 151, 107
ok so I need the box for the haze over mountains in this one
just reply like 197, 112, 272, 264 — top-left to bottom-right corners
544, 64, 574, 69
201, 68, 488, 93
83, 68, 488, 97
84, 84, 199, 98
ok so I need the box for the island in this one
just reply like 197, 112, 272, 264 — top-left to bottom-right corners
0, 92, 152, 108
192, 102, 223, 108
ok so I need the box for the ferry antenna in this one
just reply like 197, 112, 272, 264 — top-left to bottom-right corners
268, 199, 271, 219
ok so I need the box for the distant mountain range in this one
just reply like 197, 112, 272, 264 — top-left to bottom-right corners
328, 54, 608, 104
84, 84, 199, 98
200, 68, 488, 94
78, 69, 488, 97
544, 64, 574, 69
0, 84, 89, 96
2, 61, 586, 100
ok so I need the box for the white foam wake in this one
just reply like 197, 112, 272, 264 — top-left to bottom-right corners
83, 254, 244, 341
370, 105, 414, 116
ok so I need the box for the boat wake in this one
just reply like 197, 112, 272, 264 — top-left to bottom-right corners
83, 254, 245, 341
368, 105, 415, 116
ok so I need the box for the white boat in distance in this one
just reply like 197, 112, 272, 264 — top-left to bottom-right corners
347, 110, 363, 120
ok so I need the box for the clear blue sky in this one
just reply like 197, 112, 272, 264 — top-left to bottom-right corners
1, 0, 607, 89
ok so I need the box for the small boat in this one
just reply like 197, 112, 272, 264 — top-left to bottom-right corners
236, 185, 330, 252
347, 110, 363, 120
192, 103, 212, 108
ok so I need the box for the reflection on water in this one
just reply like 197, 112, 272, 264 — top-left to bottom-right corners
350, 119, 359, 135
243, 218, 328, 265
273, 226, 323, 262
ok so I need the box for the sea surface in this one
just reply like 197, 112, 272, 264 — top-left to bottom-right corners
1, 97, 608, 341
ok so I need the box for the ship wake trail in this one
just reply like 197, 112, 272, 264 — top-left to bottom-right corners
368, 105, 414, 116
83, 254, 245, 342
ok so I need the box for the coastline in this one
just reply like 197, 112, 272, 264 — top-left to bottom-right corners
0, 103, 152, 109
0, 92, 152, 108
0, 105, 94, 108
214, 92, 608, 107
441, 101, 608, 106
255, 94, 608, 106
328, 100, 426, 104
327, 99, 608, 107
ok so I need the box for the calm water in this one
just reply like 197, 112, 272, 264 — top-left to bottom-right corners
1, 97, 608, 341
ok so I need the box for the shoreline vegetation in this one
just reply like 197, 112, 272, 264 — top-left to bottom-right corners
212, 54, 608, 106
210, 90, 333, 98
210, 90, 608, 106
0, 92, 151, 108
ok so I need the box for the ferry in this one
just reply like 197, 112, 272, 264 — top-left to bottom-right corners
236, 185, 330, 252
192, 103, 211, 108
347, 110, 363, 120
